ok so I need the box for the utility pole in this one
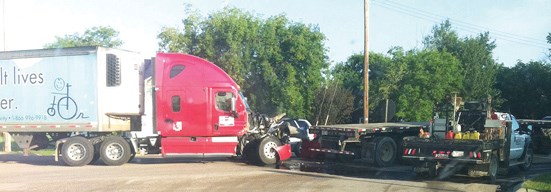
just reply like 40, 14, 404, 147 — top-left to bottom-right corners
2, 0, 10, 152
363, 0, 370, 124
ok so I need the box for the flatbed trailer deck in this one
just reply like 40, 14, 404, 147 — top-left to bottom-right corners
517, 119, 551, 154
308, 122, 429, 167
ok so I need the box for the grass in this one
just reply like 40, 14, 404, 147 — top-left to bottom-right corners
0, 135, 55, 155
31, 149, 56, 156
0, 138, 20, 152
523, 173, 551, 191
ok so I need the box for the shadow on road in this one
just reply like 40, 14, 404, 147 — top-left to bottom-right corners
0, 153, 250, 167
280, 155, 551, 192
0, 153, 60, 166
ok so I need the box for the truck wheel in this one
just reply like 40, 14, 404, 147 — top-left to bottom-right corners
488, 154, 498, 184
243, 139, 259, 164
128, 150, 136, 163
374, 137, 397, 167
520, 149, 533, 171
100, 136, 131, 166
256, 136, 282, 165
91, 151, 101, 164
293, 142, 302, 157
61, 137, 94, 166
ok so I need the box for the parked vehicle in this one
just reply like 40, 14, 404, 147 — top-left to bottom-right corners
281, 118, 314, 156
517, 118, 551, 154
308, 121, 429, 167
402, 100, 533, 183
0, 46, 292, 166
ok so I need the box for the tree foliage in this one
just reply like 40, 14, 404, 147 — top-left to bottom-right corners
44, 26, 123, 48
424, 20, 499, 101
394, 49, 462, 121
158, 8, 328, 119
331, 48, 461, 122
496, 61, 551, 119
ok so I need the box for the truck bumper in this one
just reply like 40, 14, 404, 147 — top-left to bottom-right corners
402, 156, 485, 164
276, 144, 292, 161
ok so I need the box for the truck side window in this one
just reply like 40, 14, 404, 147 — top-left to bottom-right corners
172, 95, 181, 112
170, 65, 186, 78
216, 92, 234, 112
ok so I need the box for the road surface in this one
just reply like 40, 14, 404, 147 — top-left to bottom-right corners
0, 153, 499, 192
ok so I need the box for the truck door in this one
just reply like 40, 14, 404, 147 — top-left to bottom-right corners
210, 88, 246, 136
509, 115, 525, 159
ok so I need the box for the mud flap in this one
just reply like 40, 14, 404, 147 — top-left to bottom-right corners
276, 144, 292, 161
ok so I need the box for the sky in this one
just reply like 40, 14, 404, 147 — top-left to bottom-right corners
1, 0, 549, 67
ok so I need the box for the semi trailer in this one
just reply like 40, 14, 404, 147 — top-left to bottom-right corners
0, 46, 292, 166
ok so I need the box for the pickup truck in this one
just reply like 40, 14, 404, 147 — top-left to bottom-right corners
402, 101, 533, 183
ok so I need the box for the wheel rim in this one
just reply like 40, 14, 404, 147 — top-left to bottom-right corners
380, 142, 394, 162
263, 141, 278, 159
67, 143, 87, 161
105, 143, 124, 161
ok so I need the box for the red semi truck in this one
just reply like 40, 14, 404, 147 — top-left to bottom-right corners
0, 46, 291, 166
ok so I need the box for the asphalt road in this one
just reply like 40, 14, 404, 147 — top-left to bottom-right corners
283, 154, 551, 192
0, 153, 500, 192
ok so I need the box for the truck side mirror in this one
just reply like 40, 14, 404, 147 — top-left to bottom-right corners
231, 97, 238, 118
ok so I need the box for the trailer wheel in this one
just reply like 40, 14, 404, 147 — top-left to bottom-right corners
374, 137, 397, 167
256, 136, 282, 165
61, 137, 94, 166
100, 136, 131, 166
520, 148, 533, 171
488, 154, 498, 184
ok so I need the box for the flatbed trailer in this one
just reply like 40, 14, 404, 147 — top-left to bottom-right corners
308, 122, 429, 167
518, 119, 551, 154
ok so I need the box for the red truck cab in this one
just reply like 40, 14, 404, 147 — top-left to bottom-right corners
153, 53, 249, 156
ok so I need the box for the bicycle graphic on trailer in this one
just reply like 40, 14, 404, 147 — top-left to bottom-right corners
47, 78, 88, 120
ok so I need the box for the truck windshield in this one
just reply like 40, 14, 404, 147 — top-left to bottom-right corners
239, 92, 251, 112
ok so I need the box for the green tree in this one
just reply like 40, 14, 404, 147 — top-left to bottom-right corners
547, 33, 551, 59
395, 49, 462, 121
158, 7, 328, 119
496, 61, 551, 119
44, 26, 123, 48
424, 20, 499, 101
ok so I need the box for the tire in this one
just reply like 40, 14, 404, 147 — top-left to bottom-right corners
374, 137, 397, 167
61, 136, 94, 166
293, 141, 302, 157
519, 148, 533, 171
128, 150, 136, 163
256, 136, 282, 165
488, 154, 498, 184
90, 143, 101, 164
99, 136, 132, 166
91, 151, 101, 164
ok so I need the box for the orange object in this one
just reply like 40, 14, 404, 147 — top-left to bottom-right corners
445, 130, 455, 139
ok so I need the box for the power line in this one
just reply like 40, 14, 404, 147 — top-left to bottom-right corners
372, 0, 549, 49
